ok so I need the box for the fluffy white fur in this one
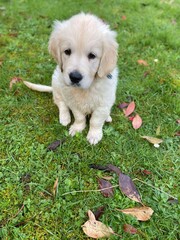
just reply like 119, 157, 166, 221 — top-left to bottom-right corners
24, 13, 118, 144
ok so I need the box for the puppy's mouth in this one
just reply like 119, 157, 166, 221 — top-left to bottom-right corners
71, 82, 81, 87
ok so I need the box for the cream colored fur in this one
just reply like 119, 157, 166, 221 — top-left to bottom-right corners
24, 13, 118, 145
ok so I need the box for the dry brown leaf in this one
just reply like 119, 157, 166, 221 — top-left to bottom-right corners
132, 114, 142, 129
98, 178, 114, 198
123, 224, 138, 234
82, 210, 114, 238
137, 59, 148, 66
93, 206, 106, 220
141, 136, 163, 146
52, 178, 58, 196
117, 206, 153, 221
119, 173, 142, 203
9, 77, 22, 89
124, 101, 136, 117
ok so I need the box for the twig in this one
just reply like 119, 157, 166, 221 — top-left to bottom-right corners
61, 184, 119, 196
133, 178, 177, 200
8, 204, 24, 222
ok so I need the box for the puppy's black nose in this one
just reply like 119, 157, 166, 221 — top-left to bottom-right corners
69, 71, 83, 84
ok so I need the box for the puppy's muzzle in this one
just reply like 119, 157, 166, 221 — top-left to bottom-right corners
69, 70, 83, 85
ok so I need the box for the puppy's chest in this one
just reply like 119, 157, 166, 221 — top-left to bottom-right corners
63, 87, 103, 114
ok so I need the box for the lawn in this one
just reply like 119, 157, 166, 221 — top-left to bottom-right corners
0, 0, 179, 239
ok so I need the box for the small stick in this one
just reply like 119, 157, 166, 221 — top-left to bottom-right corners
61, 184, 119, 196
133, 178, 177, 200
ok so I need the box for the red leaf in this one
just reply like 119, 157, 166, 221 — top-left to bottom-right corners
142, 169, 152, 175
137, 59, 148, 66
132, 114, 142, 129
123, 224, 138, 234
128, 116, 135, 121
124, 101, 136, 117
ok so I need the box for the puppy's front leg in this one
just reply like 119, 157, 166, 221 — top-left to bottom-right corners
69, 110, 86, 136
87, 108, 110, 145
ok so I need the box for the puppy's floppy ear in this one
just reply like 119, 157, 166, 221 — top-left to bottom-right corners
98, 31, 118, 78
48, 21, 63, 66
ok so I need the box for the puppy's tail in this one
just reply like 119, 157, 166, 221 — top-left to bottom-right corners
23, 81, 53, 93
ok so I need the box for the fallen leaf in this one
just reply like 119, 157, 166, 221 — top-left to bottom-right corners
142, 169, 152, 175
118, 102, 129, 109
128, 116, 135, 121
119, 173, 142, 203
82, 210, 114, 238
93, 206, 106, 220
89, 164, 111, 172
141, 136, 163, 145
9, 77, 22, 89
116, 206, 153, 221
143, 71, 150, 78
123, 224, 138, 234
124, 101, 136, 117
174, 131, 180, 136
47, 139, 65, 151
98, 178, 114, 198
101, 176, 113, 181
167, 197, 178, 205
137, 59, 148, 66
156, 125, 161, 135
121, 15, 127, 20
52, 178, 58, 196
132, 114, 142, 129
107, 164, 121, 175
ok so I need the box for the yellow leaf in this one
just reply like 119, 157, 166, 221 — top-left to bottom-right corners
116, 206, 154, 221
141, 136, 163, 145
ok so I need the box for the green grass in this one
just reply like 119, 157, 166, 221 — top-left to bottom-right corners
0, 0, 180, 239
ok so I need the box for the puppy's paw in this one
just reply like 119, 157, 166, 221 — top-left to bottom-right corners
69, 123, 86, 136
87, 129, 103, 145
59, 114, 71, 126
106, 115, 112, 123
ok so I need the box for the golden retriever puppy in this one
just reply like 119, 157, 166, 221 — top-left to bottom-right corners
24, 13, 118, 144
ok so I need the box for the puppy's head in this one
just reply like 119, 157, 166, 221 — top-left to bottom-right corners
49, 13, 118, 89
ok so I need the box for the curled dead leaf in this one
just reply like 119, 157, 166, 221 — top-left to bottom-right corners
47, 139, 65, 151
52, 178, 58, 196
82, 210, 114, 238
9, 77, 23, 89
116, 206, 153, 221
132, 114, 142, 129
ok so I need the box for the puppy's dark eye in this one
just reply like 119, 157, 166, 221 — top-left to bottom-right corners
64, 49, 71, 55
88, 53, 96, 60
